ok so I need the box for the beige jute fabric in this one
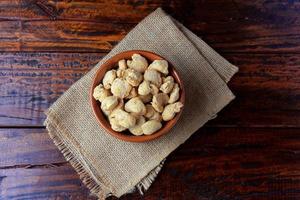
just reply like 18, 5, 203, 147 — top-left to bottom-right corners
44, 8, 238, 199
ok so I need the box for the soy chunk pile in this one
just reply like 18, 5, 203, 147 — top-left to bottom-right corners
93, 54, 183, 135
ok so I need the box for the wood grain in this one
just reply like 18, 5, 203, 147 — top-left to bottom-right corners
1, 52, 300, 127
0, 128, 299, 199
0, 1, 300, 52
1, 0, 300, 24
0, 19, 299, 53
0, 165, 96, 200
0, 129, 65, 167
0, 52, 103, 125
209, 53, 300, 127
0, 20, 131, 52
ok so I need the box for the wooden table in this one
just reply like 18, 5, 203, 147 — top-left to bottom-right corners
1, 1, 300, 199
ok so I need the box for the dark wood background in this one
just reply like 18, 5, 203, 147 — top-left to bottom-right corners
0, 0, 300, 199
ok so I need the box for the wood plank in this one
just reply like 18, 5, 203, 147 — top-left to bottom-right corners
0, 20, 300, 53
0, 20, 299, 53
0, 129, 65, 167
0, 165, 96, 200
1, 52, 300, 127
0, 52, 104, 125
0, 20, 131, 52
0, 0, 159, 22
1, 0, 300, 24
0, 128, 299, 199
0, 1, 300, 53
209, 53, 300, 127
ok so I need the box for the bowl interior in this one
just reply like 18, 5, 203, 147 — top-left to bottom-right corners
90, 50, 185, 142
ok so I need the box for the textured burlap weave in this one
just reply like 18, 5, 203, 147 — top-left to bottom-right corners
44, 8, 238, 199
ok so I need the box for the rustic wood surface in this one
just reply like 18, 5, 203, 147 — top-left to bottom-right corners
0, 0, 299, 199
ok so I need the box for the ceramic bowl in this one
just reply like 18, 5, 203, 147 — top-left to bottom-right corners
90, 50, 185, 142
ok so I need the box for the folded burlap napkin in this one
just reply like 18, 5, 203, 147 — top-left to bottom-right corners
44, 8, 238, 199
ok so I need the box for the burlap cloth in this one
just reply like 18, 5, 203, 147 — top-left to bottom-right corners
44, 8, 238, 199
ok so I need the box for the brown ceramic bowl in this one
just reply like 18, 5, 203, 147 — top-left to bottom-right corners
90, 50, 185, 142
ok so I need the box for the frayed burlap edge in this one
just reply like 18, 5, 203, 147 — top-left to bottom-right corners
44, 117, 107, 199
135, 159, 165, 194
44, 112, 166, 199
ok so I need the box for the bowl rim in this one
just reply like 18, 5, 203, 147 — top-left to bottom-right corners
90, 50, 185, 142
